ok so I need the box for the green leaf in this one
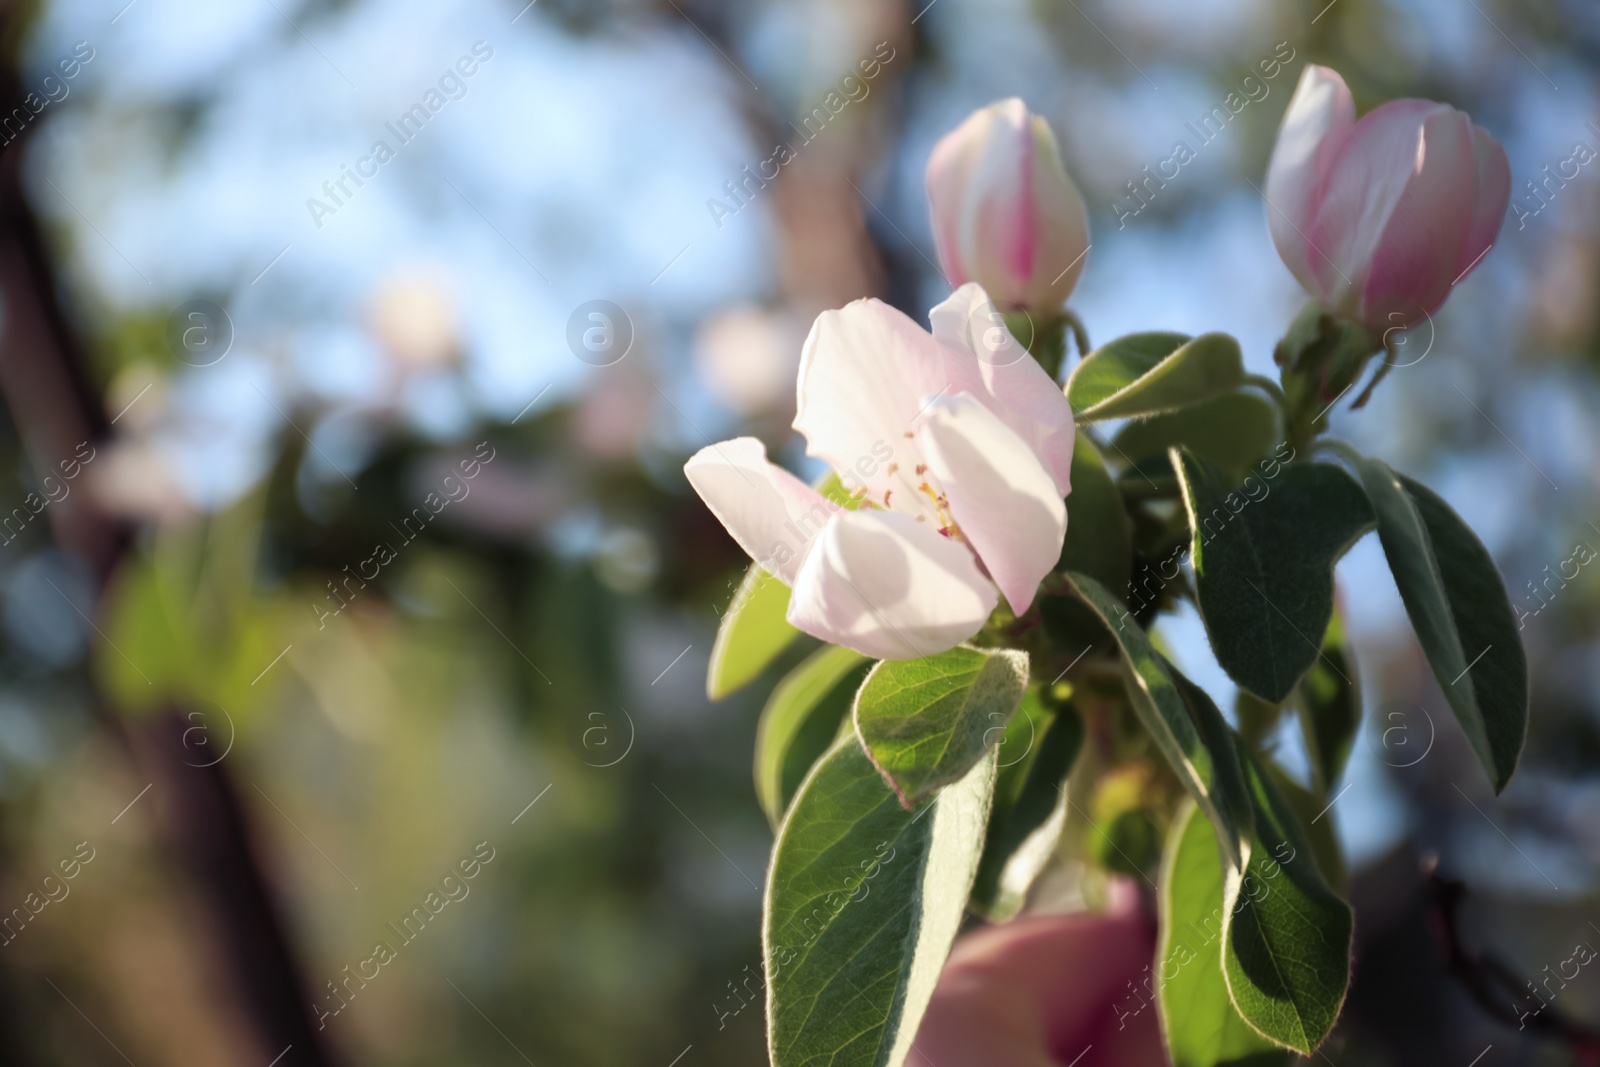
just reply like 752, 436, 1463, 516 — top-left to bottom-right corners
1112, 392, 1281, 480
708, 563, 801, 700
754, 645, 873, 828
1175, 449, 1373, 703
1060, 431, 1132, 596
1062, 571, 1250, 870
854, 646, 1030, 809
766, 735, 996, 1067
1344, 454, 1527, 791
1067, 332, 1245, 422
1265, 764, 1346, 892
1157, 801, 1292, 1067
1297, 613, 1359, 795
1223, 743, 1353, 1054
970, 690, 1084, 920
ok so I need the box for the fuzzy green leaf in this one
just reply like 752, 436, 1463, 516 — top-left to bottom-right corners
1176, 449, 1373, 702
1112, 392, 1281, 480
1222, 743, 1353, 1054
854, 646, 1030, 809
1345, 454, 1528, 791
708, 563, 800, 700
755, 645, 872, 827
1067, 332, 1245, 421
1158, 801, 1292, 1067
765, 735, 996, 1067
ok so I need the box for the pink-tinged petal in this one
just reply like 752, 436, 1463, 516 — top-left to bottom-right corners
1453, 125, 1511, 283
1353, 104, 1478, 329
952, 100, 1033, 305
929, 284, 1076, 494
1025, 115, 1091, 310
926, 106, 995, 287
912, 884, 1165, 1067
1264, 65, 1356, 304
794, 298, 951, 509
917, 394, 1066, 616
786, 509, 996, 660
683, 437, 835, 585
1301, 98, 1461, 319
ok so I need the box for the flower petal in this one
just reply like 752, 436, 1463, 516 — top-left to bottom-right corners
1454, 125, 1511, 283
917, 394, 1066, 615
1351, 103, 1477, 328
683, 437, 834, 585
794, 298, 951, 509
929, 283, 1076, 494
786, 509, 997, 660
1264, 65, 1356, 305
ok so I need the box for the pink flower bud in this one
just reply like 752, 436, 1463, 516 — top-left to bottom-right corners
926, 98, 1091, 315
1265, 65, 1510, 335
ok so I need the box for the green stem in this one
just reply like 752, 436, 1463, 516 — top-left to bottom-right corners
1061, 308, 1091, 360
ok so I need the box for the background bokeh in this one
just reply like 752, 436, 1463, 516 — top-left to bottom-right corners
0, 0, 1598, 1062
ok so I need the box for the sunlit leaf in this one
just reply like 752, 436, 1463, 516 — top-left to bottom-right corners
708, 563, 800, 700
1113, 392, 1281, 479
755, 644, 871, 827
854, 646, 1029, 809
1067, 332, 1244, 421
766, 735, 996, 1067
1223, 743, 1353, 1054
1157, 801, 1291, 1067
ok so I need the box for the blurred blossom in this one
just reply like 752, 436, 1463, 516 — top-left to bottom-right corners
368, 271, 460, 373
440, 458, 571, 539
574, 368, 654, 461
594, 526, 659, 594
692, 304, 802, 417
104, 363, 171, 436
86, 440, 198, 527
1264, 65, 1510, 334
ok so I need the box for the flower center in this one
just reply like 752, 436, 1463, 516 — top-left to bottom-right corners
874, 460, 964, 542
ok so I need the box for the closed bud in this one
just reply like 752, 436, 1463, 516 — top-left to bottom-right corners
926, 99, 1091, 315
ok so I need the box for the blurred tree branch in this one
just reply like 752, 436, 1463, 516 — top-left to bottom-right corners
0, 3, 344, 1063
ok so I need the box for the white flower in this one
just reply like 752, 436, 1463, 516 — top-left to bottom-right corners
685, 284, 1074, 659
